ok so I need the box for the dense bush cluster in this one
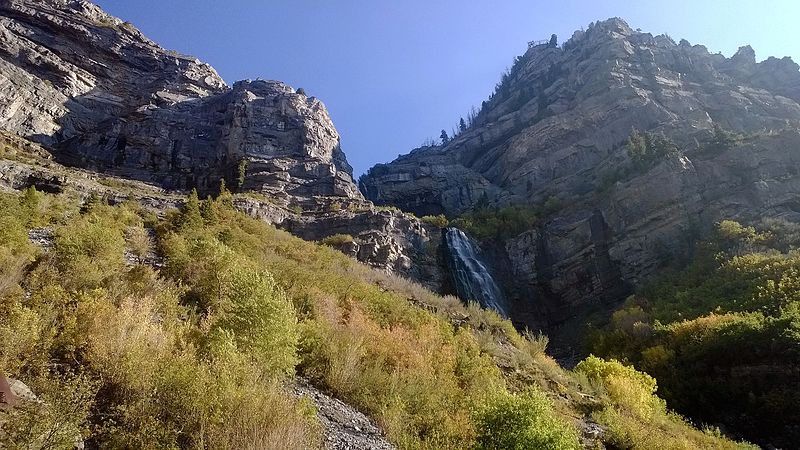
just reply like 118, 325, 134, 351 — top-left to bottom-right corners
572, 356, 751, 450
474, 388, 581, 450
420, 214, 449, 228
705, 124, 741, 154
626, 129, 681, 169
452, 205, 539, 241
0, 188, 319, 449
450, 196, 564, 242
0, 187, 756, 449
591, 219, 800, 448
319, 233, 355, 246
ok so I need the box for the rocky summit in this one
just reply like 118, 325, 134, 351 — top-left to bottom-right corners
361, 17, 800, 330
0, 0, 358, 199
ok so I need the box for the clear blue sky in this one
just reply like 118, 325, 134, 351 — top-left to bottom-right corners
94, 0, 799, 176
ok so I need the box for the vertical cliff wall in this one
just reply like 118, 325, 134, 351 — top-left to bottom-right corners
361, 18, 800, 328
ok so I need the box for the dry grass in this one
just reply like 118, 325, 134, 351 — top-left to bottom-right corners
208, 383, 321, 450
0, 252, 31, 297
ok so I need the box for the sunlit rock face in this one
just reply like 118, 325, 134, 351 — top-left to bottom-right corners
0, 0, 361, 199
0, 0, 454, 289
361, 17, 800, 327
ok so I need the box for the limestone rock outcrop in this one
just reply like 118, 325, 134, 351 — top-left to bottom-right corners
0, 130, 445, 292
285, 207, 446, 292
361, 18, 800, 328
0, 0, 360, 199
0, 0, 445, 287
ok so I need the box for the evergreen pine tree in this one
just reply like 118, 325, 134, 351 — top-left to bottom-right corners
440, 129, 449, 146
200, 195, 219, 223
217, 178, 233, 207
180, 189, 203, 229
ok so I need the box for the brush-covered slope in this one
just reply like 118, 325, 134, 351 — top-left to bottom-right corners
0, 166, 756, 449
591, 219, 800, 448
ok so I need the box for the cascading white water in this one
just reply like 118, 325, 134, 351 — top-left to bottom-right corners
444, 227, 509, 317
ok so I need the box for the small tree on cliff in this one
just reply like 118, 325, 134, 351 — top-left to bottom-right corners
709, 123, 738, 152
626, 129, 648, 167
440, 129, 450, 146
459, 117, 467, 133
549, 34, 558, 48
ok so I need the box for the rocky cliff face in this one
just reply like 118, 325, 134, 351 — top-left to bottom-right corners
0, 0, 358, 199
361, 18, 800, 329
0, 0, 446, 289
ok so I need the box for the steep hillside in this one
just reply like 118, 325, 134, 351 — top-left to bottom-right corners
0, 0, 449, 290
0, 4, 791, 448
590, 219, 800, 448
0, 174, 756, 449
361, 18, 800, 329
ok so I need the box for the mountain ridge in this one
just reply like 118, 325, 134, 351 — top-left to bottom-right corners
360, 17, 800, 329
362, 17, 800, 215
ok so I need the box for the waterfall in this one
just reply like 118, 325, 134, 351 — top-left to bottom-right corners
443, 227, 509, 317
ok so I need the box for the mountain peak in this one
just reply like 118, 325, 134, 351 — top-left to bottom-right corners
732, 44, 756, 64
588, 17, 634, 36
361, 16, 800, 334
0, 0, 360, 200
564, 17, 633, 47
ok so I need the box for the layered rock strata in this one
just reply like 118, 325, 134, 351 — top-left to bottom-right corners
362, 18, 800, 326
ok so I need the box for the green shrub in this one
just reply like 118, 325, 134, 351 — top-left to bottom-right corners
0, 373, 97, 450
0, 299, 46, 375
626, 129, 681, 169
173, 188, 204, 230
211, 268, 299, 377
0, 212, 37, 296
125, 225, 153, 263
542, 196, 562, 214
705, 123, 740, 153
53, 208, 127, 290
421, 214, 449, 228
575, 356, 661, 419
320, 233, 354, 246
474, 389, 581, 450
452, 205, 538, 241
